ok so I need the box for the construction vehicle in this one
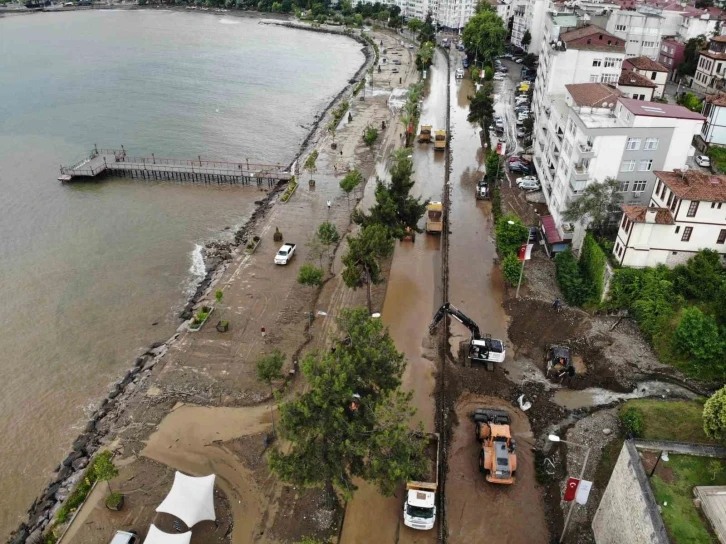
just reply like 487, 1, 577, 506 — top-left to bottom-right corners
402, 225, 416, 242
425, 202, 443, 234
433, 130, 447, 151
547, 345, 575, 378
418, 124, 432, 143
403, 432, 439, 530
476, 177, 490, 200
429, 303, 505, 370
472, 408, 517, 484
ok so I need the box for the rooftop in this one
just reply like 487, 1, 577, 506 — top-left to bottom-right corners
566, 83, 622, 107
621, 205, 674, 225
706, 93, 726, 107
701, 50, 726, 61
618, 98, 706, 121
712, 35, 726, 43
624, 56, 669, 73
559, 25, 625, 52
656, 169, 726, 202
618, 70, 657, 88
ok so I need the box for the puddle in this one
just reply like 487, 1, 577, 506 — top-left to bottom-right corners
552, 380, 697, 410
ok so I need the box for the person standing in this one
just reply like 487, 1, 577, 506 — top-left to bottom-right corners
327, 199, 331, 211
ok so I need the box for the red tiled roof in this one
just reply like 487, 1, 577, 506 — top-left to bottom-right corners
541, 215, 563, 244
566, 83, 622, 107
712, 35, 726, 43
621, 205, 674, 225
618, 70, 657, 88
618, 97, 706, 120
706, 93, 726, 107
701, 50, 726, 61
624, 56, 669, 72
559, 25, 625, 52
656, 170, 726, 202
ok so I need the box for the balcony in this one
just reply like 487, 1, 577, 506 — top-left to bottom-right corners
577, 142, 595, 158
572, 164, 590, 182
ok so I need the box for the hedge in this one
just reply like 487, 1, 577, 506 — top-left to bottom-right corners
555, 249, 594, 306
579, 233, 607, 302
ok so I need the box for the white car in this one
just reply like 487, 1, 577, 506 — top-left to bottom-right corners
495, 119, 504, 128
695, 155, 711, 167
493, 73, 504, 81
517, 177, 541, 190
515, 58, 524, 63
455, 68, 464, 79
110, 532, 139, 544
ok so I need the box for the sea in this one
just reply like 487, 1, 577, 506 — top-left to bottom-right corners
0, 10, 364, 536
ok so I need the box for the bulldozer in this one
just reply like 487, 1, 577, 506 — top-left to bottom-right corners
472, 408, 517, 485
546, 345, 575, 379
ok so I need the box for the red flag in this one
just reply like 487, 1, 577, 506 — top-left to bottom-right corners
564, 478, 580, 502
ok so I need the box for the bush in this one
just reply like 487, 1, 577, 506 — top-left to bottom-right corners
555, 249, 593, 306
491, 188, 502, 220
673, 307, 724, 365
501, 253, 523, 286
579, 233, 607, 301
105, 492, 123, 509
704, 387, 726, 444
620, 406, 645, 438
494, 214, 528, 257
298, 263, 325, 288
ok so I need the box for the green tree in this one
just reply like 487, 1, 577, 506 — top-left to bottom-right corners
317, 221, 340, 251
340, 169, 364, 206
342, 225, 394, 312
269, 308, 426, 503
94, 451, 119, 494
521, 29, 531, 48
672, 249, 726, 302
501, 253, 523, 286
416, 41, 435, 72
562, 178, 623, 234
673, 307, 724, 365
364, 125, 379, 149
679, 35, 707, 77
298, 263, 325, 288
304, 150, 319, 182
407, 17, 423, 35
418, 11, 435, 45
461, 9, 506, 66
494, 213, 528, 257
354, 149, 428, 239
678, 91, 703, 112
256, 349, 285, 434
485, 150, 500, 183
522, 53, 537, 68
704, 386, 726, 443
467, 82, 495, 129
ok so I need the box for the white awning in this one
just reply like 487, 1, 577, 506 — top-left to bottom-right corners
155, 472, 216, 527
142, 525, 191, 544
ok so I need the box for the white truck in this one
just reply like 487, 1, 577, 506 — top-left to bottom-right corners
274, 243, 296, 265
403, 432, 439, 530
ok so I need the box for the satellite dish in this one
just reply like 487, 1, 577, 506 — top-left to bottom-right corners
557, 40, 563, 47
608, 102, 614, 107
602, 101, 608, 107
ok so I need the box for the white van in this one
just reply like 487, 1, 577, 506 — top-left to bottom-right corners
455, 69, 464, 79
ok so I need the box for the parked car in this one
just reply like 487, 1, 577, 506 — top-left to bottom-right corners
493, 73, 504, 81
528, 227, 538, 244
695, 155, 711, 167
516, 129, 526, 138
518, 178, 541, 190
495, 119, 504, 128
497, 66, 509, 73
392, 68, 399, 73
515, 58, 524, 64
455, 68, 464, 79
393, 59, 401, 65
517, 175, 539, 185
509, 162, 532, 174
111, 532, 139, 544
462, 58, 469, 68
508, 156, 529, 164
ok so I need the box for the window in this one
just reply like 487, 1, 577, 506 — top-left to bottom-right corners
619, 180, 630, 192
682, 226, 693, 241
621, 214, 628, 229
633, 180, 647, 192
616, 24, 626, 31
626, 137, 641, 150
687, 201, 699, 217
638, 159, 653, 171
651, 71, 657, 80
592, 58, 602, 67
718, 229, 726, 244
662, 44, 668, 52
719, 203, 723, 209
604, 57, 620, 68
655, 180, 662, 194
621, 160, 635, 172
675, 225, 680, 234
601, 74, 619, 84
590, 74, 600, 82
644, 137, 659, 150
712, 202, 716, 208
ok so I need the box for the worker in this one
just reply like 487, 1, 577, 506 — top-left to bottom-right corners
327, 199, 331, 211
552, 298, 561, 311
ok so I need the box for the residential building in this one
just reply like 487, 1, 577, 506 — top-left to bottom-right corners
699, 94, 726, 147
605, 6, 664, 60
392, 0, 475, 29
623, 56, 668, 97
658, 38, 685, 80
533, 85, 705, 238
613, 170, 726, 267
511, 0, 549, 53
677, 9, 720, 42
488, 0, 512, 22
693, 35, 726, 91
510, 0, 528, 49
618, 69, 656, 100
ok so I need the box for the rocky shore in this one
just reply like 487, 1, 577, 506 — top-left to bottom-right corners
7, 19, 375, 544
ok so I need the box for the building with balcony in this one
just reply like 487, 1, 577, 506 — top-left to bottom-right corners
658, 39, 685, 81
511, 0, 548, 53
605, 6, 664, 60
613, 170, 726, 268
534, 84, 705, 238
622, 56, 668, 98
693, 36, 726, 92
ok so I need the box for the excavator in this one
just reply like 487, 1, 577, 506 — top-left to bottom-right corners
429, 303, 505, 371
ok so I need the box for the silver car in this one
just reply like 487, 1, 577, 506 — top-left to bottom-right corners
111, 531, 139, 544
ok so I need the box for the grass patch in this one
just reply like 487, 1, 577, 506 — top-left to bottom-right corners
619, 399, 713, 444
651, 454, 726, 543
594, 437, 624, 490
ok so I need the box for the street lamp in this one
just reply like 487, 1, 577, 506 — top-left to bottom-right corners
548, 434, 592, 543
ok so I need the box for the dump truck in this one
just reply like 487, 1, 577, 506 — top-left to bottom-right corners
418, 125, 432, 143
433, 130, 447, 151
425, 202, 443, 234
472, 408, 517, 484
403, 433, 439, 530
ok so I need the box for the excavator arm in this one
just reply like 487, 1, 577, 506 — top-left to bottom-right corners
428, 302, 481, 339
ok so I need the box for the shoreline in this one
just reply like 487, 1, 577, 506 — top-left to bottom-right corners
6, 18, 375, 544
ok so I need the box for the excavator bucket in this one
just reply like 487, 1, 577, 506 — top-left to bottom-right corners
472, 408, 511, 425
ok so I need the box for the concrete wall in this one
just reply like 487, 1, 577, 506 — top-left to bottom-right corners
592, 441, 670, 544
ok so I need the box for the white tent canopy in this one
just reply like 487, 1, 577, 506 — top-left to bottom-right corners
142, 524, 191, 544
155, 472, 216, 528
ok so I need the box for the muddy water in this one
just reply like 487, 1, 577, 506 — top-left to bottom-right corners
553, 380, 698, 410
446, 69, 509, 361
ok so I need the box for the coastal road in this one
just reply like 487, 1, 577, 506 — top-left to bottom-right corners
339, 47, 448, 544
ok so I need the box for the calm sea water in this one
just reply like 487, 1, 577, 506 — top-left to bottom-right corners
0, 10, 363, 536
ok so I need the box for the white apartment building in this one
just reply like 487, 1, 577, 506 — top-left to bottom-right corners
622, 56, 668, 98
534, 83, 705, 238
614, 170, 726, 268
605, 6, 664, 60
678, 10, 720, 42
700, 94, 726, 147
487, 0, 511, 22
379, 0, 475, 29
511, 0, 550, 53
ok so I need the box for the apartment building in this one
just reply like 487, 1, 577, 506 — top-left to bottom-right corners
693, 36, 726, 92
511, 0, 549, 53
614, 170, 726, 267
623, 56, 668, 98
699, 94, 726, 147
658, 38, 685, 80
605, 6, 664, 60
533, 85, 705, 238
678, 9, 720, 41
487, 0, 511, 22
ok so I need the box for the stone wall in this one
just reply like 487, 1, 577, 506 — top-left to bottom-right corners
591, 441, 670, 544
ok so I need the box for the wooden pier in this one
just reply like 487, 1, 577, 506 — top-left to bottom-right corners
58, 147, 294, 185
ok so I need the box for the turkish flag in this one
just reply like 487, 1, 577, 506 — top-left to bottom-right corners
563, 477, 580, 502
496, 142, 502, 154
